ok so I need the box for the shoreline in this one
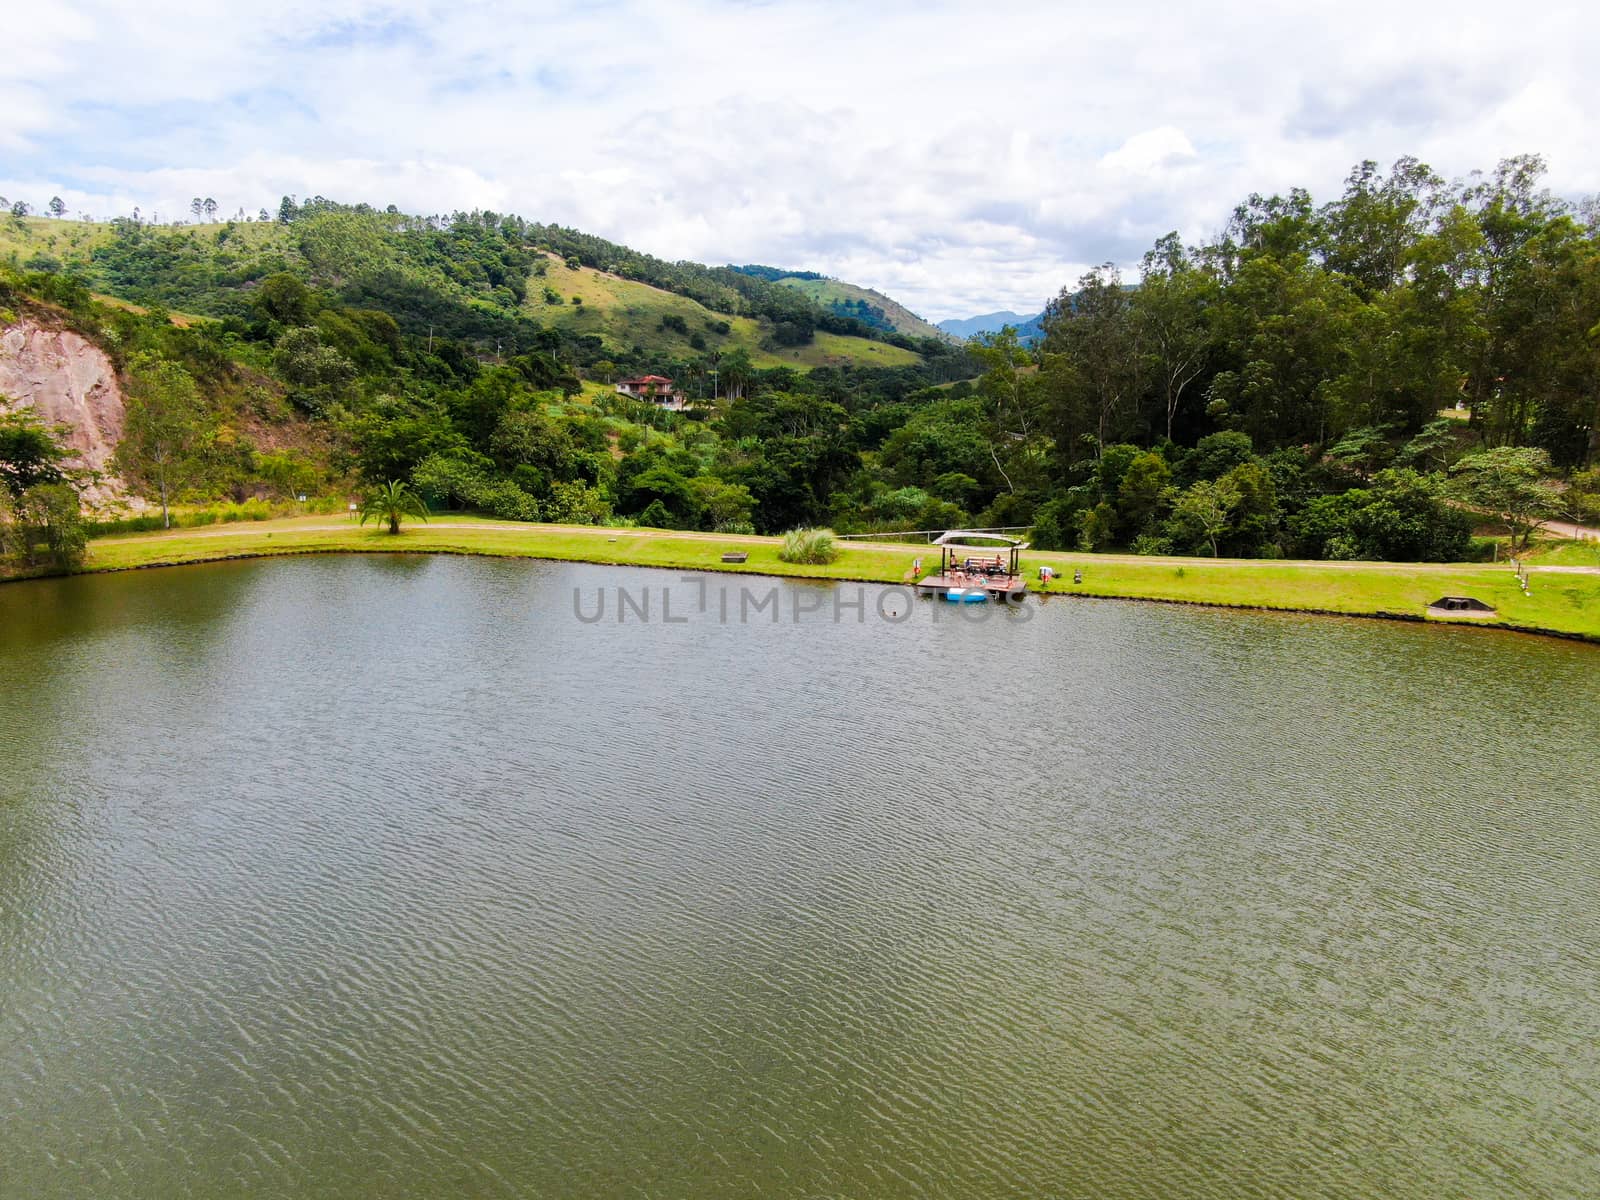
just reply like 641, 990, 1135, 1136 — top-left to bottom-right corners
7, 516, 1599, 645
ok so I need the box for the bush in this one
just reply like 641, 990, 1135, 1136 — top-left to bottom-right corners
546, 481, 611, 525
1030, 493, 1089, 551
4, 484, 86, 571
1131, 533, 1172, 556
84, 513, 167, 536
477, 481, 542, 522
779, 526, 839, 564
217, 499, 272, 523
1077, 502, 1117, 551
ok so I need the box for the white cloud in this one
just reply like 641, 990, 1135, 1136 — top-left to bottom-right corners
2, 0, 1597, 319
1099, 127, 1198, 175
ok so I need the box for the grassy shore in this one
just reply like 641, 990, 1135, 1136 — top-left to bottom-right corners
47, 515, 1600, 642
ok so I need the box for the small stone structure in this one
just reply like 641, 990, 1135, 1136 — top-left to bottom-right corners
1427, 596, 1497, 618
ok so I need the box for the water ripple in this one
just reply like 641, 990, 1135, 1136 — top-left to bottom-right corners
2, 557, 1598, 1198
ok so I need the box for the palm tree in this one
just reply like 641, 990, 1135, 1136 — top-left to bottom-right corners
359, 480, 429, 535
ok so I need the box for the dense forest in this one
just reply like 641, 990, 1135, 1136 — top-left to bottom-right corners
2, 155, 1598, 572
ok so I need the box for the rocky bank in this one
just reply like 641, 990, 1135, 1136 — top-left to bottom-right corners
0, 319, 129, 506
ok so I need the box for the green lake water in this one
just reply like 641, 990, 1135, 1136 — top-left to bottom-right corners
2, 556, 1597, 1198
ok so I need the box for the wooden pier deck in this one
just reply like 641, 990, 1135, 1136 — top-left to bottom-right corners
914, 573, 1028, 601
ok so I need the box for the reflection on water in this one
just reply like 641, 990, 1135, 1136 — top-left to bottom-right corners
2, 557, 1598, 1199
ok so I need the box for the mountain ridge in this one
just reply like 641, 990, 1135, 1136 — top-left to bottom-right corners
936, 309, 1046, 343
728, 266, 948, 341
0, 208, 939, 373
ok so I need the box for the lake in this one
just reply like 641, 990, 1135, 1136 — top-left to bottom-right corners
2, 556, 1597, 1198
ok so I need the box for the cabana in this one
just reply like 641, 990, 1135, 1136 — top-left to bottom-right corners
915, 531, 1029, 602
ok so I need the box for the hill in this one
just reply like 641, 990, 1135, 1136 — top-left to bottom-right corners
0, 210, 923, 374
936, 309, 1046, 343
770, 276, 947, 341
729, 265, 947, 341
528, 254, 920, 369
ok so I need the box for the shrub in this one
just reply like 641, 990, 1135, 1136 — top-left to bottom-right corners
217, 499, 272, 523
546, 481, 611, 526
477, 481, 542, 523
5, 483, 86, 571
636, 499, 675, 529
1076, 502, 1117, 552
84, 513, 166, 536
1030, 492, 1090, 551
779, 526, 839, 564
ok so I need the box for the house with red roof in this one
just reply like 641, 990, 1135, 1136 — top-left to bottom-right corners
615, 375, 689, 411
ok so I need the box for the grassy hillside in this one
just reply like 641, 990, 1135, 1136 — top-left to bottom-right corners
773, 276, 948, 341
530, 254, 921, 368
0, 215, 297, 293
1, 215, 920, 372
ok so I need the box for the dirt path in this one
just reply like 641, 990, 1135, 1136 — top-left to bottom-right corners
1534, 517, 1600, 542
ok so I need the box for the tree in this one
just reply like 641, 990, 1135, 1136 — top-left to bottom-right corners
1319, 157, 1444, 297
271, 327, 357, 415
114, 357, 206, 528
0, 408, 72, 495
1291, 469, 1470, 561
969, 325, 1046, 494
1135, 233, 1215, 442
254, 272, 313, 326
1169, 477, 1242, 557
690, 476, 756, 531
718, 346, 754, 402
297, 210, 391, 283
1449, 445, 1559, 550
360, 479, 429, 534
1561, 467, 1600, 525
1400, 419, 1462, 473
546, 480, 611, 525
258, 207, 271, 223
47, 196, 66, 219
1115, 451, 1172, 538
190, 197, 204, 223
1218, 460, 1279, 554
1043, 264, 1142, 453
5, 483, 86, 570
203, 197, 218, 222
10, 200, 31, 218
1188, 431, 1255, 482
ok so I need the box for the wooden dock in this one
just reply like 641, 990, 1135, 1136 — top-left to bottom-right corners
914, 573, 1028, 601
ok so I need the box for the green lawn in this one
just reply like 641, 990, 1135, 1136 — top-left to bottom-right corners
63, 516, 1600, 642
1025, 553, 1598, 638
1523, 539, 1600, 567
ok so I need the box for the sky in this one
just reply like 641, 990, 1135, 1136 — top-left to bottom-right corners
2, 0, 1597, 321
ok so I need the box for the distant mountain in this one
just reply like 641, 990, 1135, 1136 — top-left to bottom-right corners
936, 309, 1046, 343
730, 266, 948, 341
